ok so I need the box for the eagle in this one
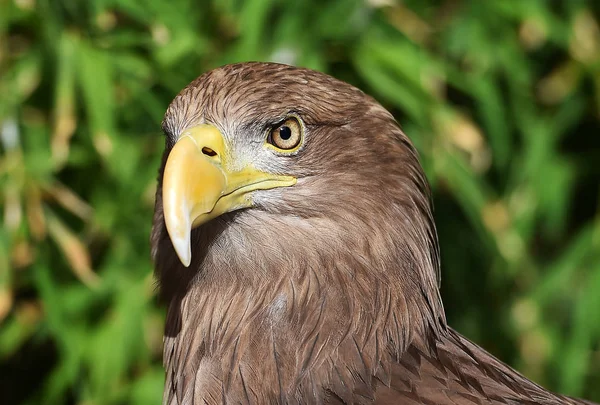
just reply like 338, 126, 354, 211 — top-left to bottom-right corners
151, 62, 596, 405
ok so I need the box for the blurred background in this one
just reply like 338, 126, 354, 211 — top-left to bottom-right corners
1, 0, 599, 403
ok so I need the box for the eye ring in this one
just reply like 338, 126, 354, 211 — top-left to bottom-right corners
266, 117, 303, 152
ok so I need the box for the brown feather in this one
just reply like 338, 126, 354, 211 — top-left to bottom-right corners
151, 62, 596, 405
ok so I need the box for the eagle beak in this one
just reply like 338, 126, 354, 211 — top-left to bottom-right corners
162, 124, 296, 267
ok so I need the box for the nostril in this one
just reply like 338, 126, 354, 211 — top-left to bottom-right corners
202, 147, 218, 157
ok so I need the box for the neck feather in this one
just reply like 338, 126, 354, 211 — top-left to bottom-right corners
154, 201, 446, 402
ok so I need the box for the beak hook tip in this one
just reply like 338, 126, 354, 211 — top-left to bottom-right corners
168, 229, 192, 268
176, 246, 192, 268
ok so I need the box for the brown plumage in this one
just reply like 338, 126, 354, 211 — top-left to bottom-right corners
151, 62, 595, 405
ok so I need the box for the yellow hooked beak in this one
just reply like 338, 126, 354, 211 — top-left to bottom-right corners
162, 125, 297, 267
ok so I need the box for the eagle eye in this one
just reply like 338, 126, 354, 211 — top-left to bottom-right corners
267, 117, 303, 152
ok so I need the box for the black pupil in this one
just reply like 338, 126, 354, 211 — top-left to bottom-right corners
279, 126, 292, 140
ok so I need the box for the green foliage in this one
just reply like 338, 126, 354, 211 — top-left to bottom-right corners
1, 0, 599, 403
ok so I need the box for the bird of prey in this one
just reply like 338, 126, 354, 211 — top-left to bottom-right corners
151, 62, 596, 405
